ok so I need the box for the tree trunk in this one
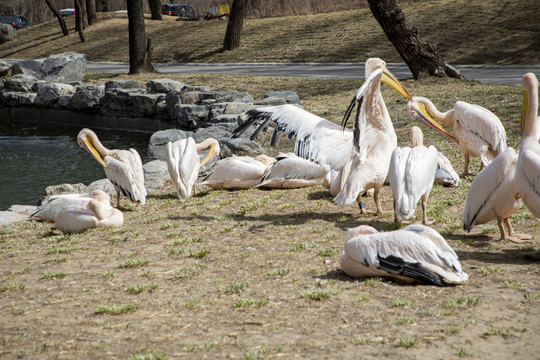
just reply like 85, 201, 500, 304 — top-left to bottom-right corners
127, 0, 155, 74
223, 0, 248, 51
86, 0, 97, 25
74, 0, 86, 42
367, 0, 463, 80
147, 0, 162, 20
44, 0, 69, 36
96, 0, 111, 12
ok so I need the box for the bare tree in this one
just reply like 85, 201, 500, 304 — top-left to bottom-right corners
126, 0, 155, 74
223, 0, 248, 51
147, 0, 162, 20
44, 0, 69, 36
86, 0, 97, 25
367, 0, 463, 80
74, 0, 86, 41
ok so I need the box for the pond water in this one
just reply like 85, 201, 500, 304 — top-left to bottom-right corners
0, 123, 152, 211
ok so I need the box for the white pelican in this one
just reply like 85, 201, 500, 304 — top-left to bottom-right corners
165, 137, 220, 198
407, 96, 507, 175
389, 126, 438, 225
53, 196, 124, 234
256, 153, 330, 189
463, 147, 533, 242
435, 152, 461, 187
31, 190, 112, 222
517, 72, 540, 217
199, 154, 276, 189
77, 128, 147, 208
233, 58, 450, 214
340, 224, 468, 286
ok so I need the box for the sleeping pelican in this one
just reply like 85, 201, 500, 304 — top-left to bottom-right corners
435, 152, 461, 187
31, 190, 112, 222
407, 96, 507, 176
517, 72, 540, 217
340, 224, 468, 286
389, 126, 438, 225
165, 137, 220, 198
199, 154, 276, 189
77, 128, 147, 208
463, 147, 533, 242
256, 153, 330, 189
233, 58, 450, 214
53, 196, 124, 233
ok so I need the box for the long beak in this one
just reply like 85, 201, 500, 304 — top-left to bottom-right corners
382, 69, 413, 101
522, 90, 528, 135
83, 137, 107, 167
200, 143, 218, 167
416, 102, 457, 142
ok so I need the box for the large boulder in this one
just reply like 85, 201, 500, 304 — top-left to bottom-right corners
0, 23, 15, 44
148, 129, 195, 161
2, 74, 39, 92
68, 84, 105, 111
34, 83, 75, 107
146, 78, 188, 93
11, 52, 87, 83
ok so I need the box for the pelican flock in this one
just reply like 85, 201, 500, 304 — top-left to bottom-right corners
165, 137, 220, 198
77, 128, 147, 207
407, 96, 507, 175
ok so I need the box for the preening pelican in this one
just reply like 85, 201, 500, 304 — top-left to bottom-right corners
463, 147, 533, 242
31, 190, 112, 222
407, 96, 507, 175
435, 152, 461, 187
340, 224, 468, 286
199, 154, 275, 189
233, 58, 448, 214
389, 126, 438, 225
53, 196, 124, 234
256, 153, 330, 189
77, 128, 147, 207
165, 137, 220, 198
517, 72, 540, 217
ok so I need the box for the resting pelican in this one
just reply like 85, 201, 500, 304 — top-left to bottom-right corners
340, 224, 468, 286
77, 128, 147, 207
199, 154, 276, 189
517, 72, 540, 217
256, 153, 330, 189
435, 152, 461, 187
233, 58, 450, 214
463, 147, 533, 242
407, 96, 507, 175
53, 196, 124, 234
389, 126, 438, 225
165, 137, 220, 198
31, 190, 112, 222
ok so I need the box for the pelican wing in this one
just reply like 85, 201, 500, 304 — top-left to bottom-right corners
454, 101, 507, 154
435, 152, 461, 187
127, 148, 147, 198
199, 156, 268, 188
166, 138, 199, 198
104, 150, 146, 204
403, 145, 438, 211
233, 104, 354, 170
389, 146, 412, 218
257, 154, 329, 187
31, 193, 93, 222
518, 146, 540, 216
463, 147, 517, 231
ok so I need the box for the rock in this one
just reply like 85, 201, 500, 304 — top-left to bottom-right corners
146, 78, 188, 93
45, 183, 90, 196
148, 129, 195, 161
0, 210, 30, 226
255, 96, 287, 106
1, 91, 36, 107
3, 74, 39, 92
34, 83, 75, 107
207, 114, 240, 125
68, 84, 105, 111
262, 90, 300, 104
0, 60, 10, 77
223, 102, 260, 115
105, 80, 142, 91
10, 60, 44, 79
143, 160, 171, 193
0, 23, 15, 44
171, 104, 210, 129
218, 138, 267, 157
11, 52, 87, 83
88, 179, 117, 199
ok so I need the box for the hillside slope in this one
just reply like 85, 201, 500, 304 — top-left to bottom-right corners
0, 0, 538, 65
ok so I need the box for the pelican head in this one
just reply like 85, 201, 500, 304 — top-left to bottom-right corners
522, 72, 539, 135
407, 97, 456, 142
254, 154, 277, 166
88, 189, 111, 203
199, 138, 221, 167
345, 225, 379, 241
77, 128, 108, 167
366, 58, 412, 102
410, 126, 424, 147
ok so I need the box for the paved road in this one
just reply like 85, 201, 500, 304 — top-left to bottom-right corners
87, 61, 540, 87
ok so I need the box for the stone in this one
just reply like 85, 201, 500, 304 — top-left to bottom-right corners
146, 78, 188, 93
34, 83, 75, 107
10, 60, 44, 79
148, 129, 195, 161
3, 74, 38, 92
255, 96, 287, 106
11, 52, 87, 83
1, 91, 35, 106
207, 114, 240, 125
0, 23, 15, 44
143, 160, 171, 193
218, 138, 267, 157
223, 102, 260, 115
104, 80, 141, 91
45, 183, 90, 196
88, 179, 117, 199
172, 104, 210, 129
262, 90, 300, 104
68, 84, 105, 111
0, 60, 11, 77
0, 211, 30, 226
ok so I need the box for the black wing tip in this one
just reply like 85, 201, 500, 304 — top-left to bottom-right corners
377, 254, 447, 287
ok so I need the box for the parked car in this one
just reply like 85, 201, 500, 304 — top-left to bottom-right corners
59, 8, 75, 17
161, 4, 202, 20
0, 14, 32, 29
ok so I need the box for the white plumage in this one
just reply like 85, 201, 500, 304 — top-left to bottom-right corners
31, 190, 111, 222
77, 128, 147, 207
53, 198, 124, 234
256, 153, 330, 189
389, 127, 438, 224
435, 152, 461, 187
340, 224, 468, 286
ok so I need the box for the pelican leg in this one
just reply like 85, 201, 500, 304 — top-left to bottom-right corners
504, 218, 534, 243
421, 197, 433, 225
113, 185, 121, 208
393, 200, 400, 223
462, 155, 470, 176
374, 189, 383, 216
496, 217, 507, 240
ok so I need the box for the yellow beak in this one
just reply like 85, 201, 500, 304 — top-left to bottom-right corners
200, 143, 217, 167
382, 69, 413, 101
83, 137, 107, 167
416, 102, 457, 142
